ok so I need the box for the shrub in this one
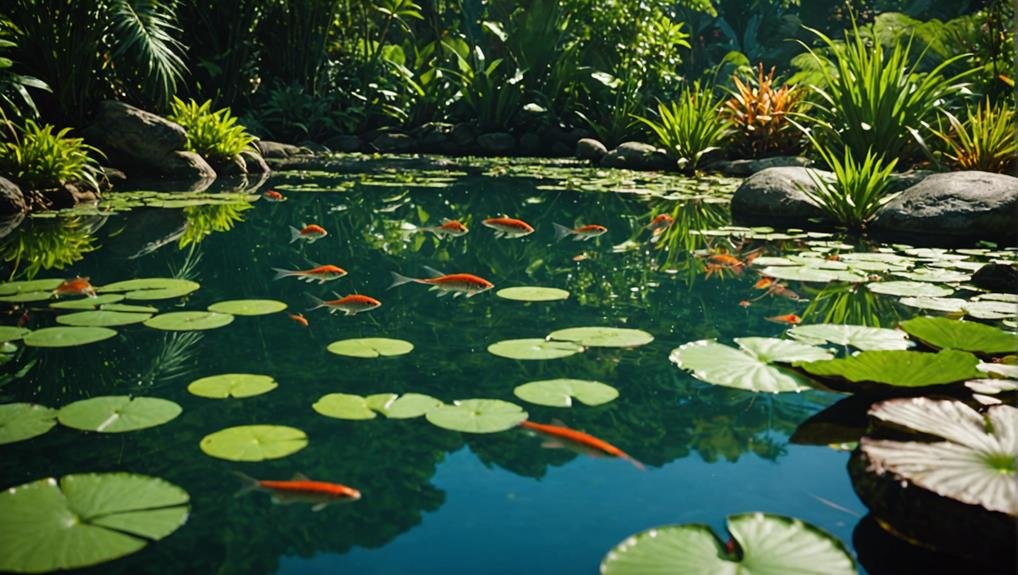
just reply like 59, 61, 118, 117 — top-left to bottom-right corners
168, 97, 255, 162
721, 64, 806, 158
634, 81, 731, 172
802, 141, 898, 230
934, 99, 1016, 173
0, 120, 103, 191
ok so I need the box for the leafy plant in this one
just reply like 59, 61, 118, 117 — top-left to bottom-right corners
801, 139, 898, 230
168, 97, 255, 162
934, 98, 1016, 173
246, 83, 360, 143
0, 19, 49, 118
722, 64, 806, 157
0, 120, 103, 191
635, 81, 731, 172
444, 43, 523, 131
0, 216, 99, 279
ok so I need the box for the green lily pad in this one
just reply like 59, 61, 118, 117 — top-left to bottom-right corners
798, 349, 982, 387
100, 278, 199, 293
759, 265, 866, 283
487, 338, 584, 360
144, 311, 234, 331
425, 399, 528, 433
326, 338, 414, 358
374, 393, 443, 419
49, 294, 125, 309
0, 291, 53, 303
58, 396, 182, 433
547, 327, 654, 348
23, 326, 117, 348
898, 296, 966, 313
187, 373, 278, 399
0, 403, 57, 445
207, 299, 287, 316
962, 300, 1016, 320
495, 286, 570, 302
900, 317, 1015, 355
312, 393, 377, 420
0, 326, 30, 343
893, 268, 971, 283
100, 303, 160, 313
56, 310, 153, 327
513, 379, 619, 407
788, 324, 913, 351
365, 393, 399, 412
975, 293, 1018, 303
199, 425, 308, 461
0, 278, 63, 295
0, 472, 189, 573
867, 281, 954, 298
979, 362, 1018, 379
600, 512, 855, 575
670, 338, 832, 393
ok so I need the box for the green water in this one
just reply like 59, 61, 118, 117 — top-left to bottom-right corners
1, 159, 987, 574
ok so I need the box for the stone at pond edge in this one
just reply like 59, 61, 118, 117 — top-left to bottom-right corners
575, 138, 608, 162
970, 263, 1018, 293
0, 176, 27, 215
158, 151, 217, 181
89, 100, 187, 159
477, 132, 516, 155
730, 167, 830, 224
599, 142, 672, 170
240, 150, 270, 174
255, 140, 303, 158
372, 132, 415, 153
705, 156, 811, 177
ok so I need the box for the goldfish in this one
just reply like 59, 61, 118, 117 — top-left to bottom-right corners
767, 283, 801, 301
482, 216, 534, 239
647, 214, 674, 235
754, 277, 775, 290
708, 253, 745, 274
263, 190, 286, 202
234, 472, 360, 511
308, 294, 381, 315
289, 224, 328, 244
272, 264, 347, 283
53, 277, 96, 298
553, 223, 607, 241
288, 313, 309, 327
520, 420, 644, 470
389, 266, 493, 298
738, 300, 752, 308
418, 219, 469, 238
766, 313, 801, 325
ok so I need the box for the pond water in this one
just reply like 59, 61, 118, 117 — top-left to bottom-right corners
1, 158, 1013, 574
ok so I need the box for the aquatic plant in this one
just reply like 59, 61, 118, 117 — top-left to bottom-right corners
721, 63, 806, 158
635, 81, 731, 172
0, 120, 103, 191
801, 140, 898, 230
178, 201, 253, 247
934, 98, 1016, 173
168, 97, 255, 162
0, 216, 99, 279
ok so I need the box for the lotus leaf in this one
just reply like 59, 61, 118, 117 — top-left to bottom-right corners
798, 349, 982, 387
188, 374, 278, 399
513, 379, 618, 407
207, 299, 287, 316
788, 324, 912, 351
23, 326, 117, 348
58, 396, 182, 433
495, 287, 570, 302
900, 317, 1015, 355
487, 338, 584, 360
547, 327, 653, 348
425, 399, 527, 433
199, 425, 308, 461
669, 339, 830, 393
144, 311, 234, 331
56, 310, 153, 327
313, 393, 377, 420
0, 403, 57, 445
326, 338, 414, 358
374, 393, 443, 419
867, 281, 954, 298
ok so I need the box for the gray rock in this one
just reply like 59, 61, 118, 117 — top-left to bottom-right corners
451, 123, 477, 147
413, 122, 453, 147
100, 166, 128, 189
707, 156, 811, 177
730, 167, 831, 223
576, 138, 608, 162
255, 140, 302, 158
240, 150, 270, 174
218, 154, 248, 177
518, 132, 542, 155
871, 171, 1018, 242
161, 151, 217, 181
372, 132, 415, 153
29, 183, 99, 211
886, 169, 935, 193
600, 142, 672, 170
477, 132, 516, 155
0, 176, 27, 215
90, 100, 187, 161
971, 263, 1018, 293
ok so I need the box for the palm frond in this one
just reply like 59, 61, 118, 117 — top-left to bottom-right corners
109, 0, 188, 107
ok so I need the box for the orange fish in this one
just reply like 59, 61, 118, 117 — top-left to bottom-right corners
647, 214, 674, 235
288, 313, 309, 327
766, 313, 801, 325
768, 283, 801, 301
289, 224, 328, 244
754, 277, 775, 290
234, 472, 360, 511
553, 223, 607, 241
738, 300, 752, 308
309, 294, 381, 315
272, 264, 347, 284
521, 420, 645, 470
53, 277, 96, 298
482, 216, 534, 238
419, 219, 469, 238
704, 263, 730, 280
263, 190, 286, 202
389, 266, 493, 298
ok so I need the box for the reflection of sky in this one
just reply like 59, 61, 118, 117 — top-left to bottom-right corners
277, 444, 865, 575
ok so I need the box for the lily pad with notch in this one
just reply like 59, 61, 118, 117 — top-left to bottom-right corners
788, 324, 912, 351
670, 338, 832, 393
23, 326, 117, 348
495, 286, 570, 302
867, 281, 954, 298
144, 311, 234, 331
199, 425, 308, 461
513, 379, 619, 407
326, 337, 414, 358
58, 396, 182, 433
207, 299, 287, 316
487, 338, 584, 360
373, 393, 443, 419
425, 399, 528, 433
188, 373, 278, 399
313, 393, 378, 420
547, 327, 653, 348
56, 310, 153, 327
797, 349, 983, 391
899, 316, 1016, 355
0, 403, 57, 445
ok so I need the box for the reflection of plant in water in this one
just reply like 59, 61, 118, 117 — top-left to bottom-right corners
136, 332, 203, 389
800, 282, 900, 327
0, 216, 98, 279
652, 198, 731, 279
168, 244, 203, 281
179, 202, 252, 248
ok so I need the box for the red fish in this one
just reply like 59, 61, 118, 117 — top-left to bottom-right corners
647, 214, 674, 235
766, 313, 801, 325
389, 266, 493, 298
272, 264, 347, 284
767, 283, 801, 301
53, 277, 96, 298
288, 313, 309, 327
520, 420, 645, 470
309, 294, 381, 316
419, 219, 469, 238
553, 223, 607, 241
754, 277, 775, 290
482, 216, 534, 238
709, 253, 744, 269
263, 190, 286, 202
289, 224, 328, 244
234, 472, 360, 511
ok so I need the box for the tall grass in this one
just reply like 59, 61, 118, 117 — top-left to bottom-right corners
934, 98, 1016, 173
801, 138, 898, 230
0, 120, 103, 191
634, 81, 731, 172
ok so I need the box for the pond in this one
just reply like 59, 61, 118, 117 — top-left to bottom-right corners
1, 157, 1014, 574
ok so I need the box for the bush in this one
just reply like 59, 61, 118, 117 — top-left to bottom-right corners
721, 64, 806, 158
0, 120, 102, 191
634, 81, 731, 172
168, 97, 255, 162
934, 99, 1016, 173
802, 141, 898, 230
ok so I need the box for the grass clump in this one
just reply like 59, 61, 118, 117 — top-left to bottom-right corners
935, 98, 1016, 173
168, 97, 255, 163
0, 120, 102, 191
802, 141, 899, 230
635, 81, 731, 173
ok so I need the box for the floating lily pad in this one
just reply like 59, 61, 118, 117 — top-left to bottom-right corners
788, 324, 912, 351
495, 286, 570, 302
0, 291, 53, 303
965, 378, 1018, 395
56, 310, 153, 327
0, 403, 57, 445
798, 349, 982, 387
962, 300, 1016, 320
978, 362, 1018, 379
50, 294, 125, 310
374, 393, 443, 419
100, 303, 159, 313
58, 396, 182, 433
547, 327, 654, 348
207, 299, 287, 316
670, 338, 832, 393
312, 393, 377, 420
900, 317, 1015, 355
0, 278, 63, 295
898, 296, 966, 313
600, 512, 855, 575
759, 265, 866, 283
0, 472, 189, 573
199, 425, 307, 461
513, 379, 619, 407
144, 311, 234, 331
867, 281, 954, 298
187, 374, 278, 399
23, 326, 117, 348
365, 393, 399, 412
425, 399, 527, 433
975, 293, 1018, 303
100, 278, 200, 301
487, 338, 584, 360
326, 338, 414, 358
0, 326, 30, 343
893, 268, 971, 283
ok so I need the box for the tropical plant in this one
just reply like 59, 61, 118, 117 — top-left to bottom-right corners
0, 120, 103, 191
168, 97, 255, 162
0, 19, 49, 119
801, 139, 898, 230
245, 83, 360, 143
260, 0, 345, 93
934, 98, 1016, 173
577, 72, 646, 148
722, 63, 806, 157
176, 0, 264, 107
635, 81, 731, 172
444, 43, 523, 132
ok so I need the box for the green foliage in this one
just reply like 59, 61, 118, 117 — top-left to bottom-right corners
934, 98, 1016, 173
801, 140, 898, 230
635, 82, 731, 172
175, 0, 263, 107
245, 84, 361, 143
168, 97, 255, 162
0, 120, 103, 191
443, 43, 522, 132
722, 64, 806, 157
0, 19, 49, 119
260, 0, 344, 93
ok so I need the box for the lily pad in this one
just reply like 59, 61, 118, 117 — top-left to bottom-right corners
788, 324, 912, 351
867, 281, 954, 298
50, 294, 125, 309
23, 326, 117, 348
0, 291, 53, 303
977, 362, 1018, 379
513, 379, 619, 407
199, 425, 308, 461
0, 473, 189, 573
495, 286, 570, 302
600, 512, 855, 575
893, 268, 971, 283
898, 296, 966, 313
900, 317, 1015, 355
100, 278, 199, 293
312, 393, 377, 420
144, 311, 234, 331
759, 265, 866, 283
100, 303, 159, 313
0, 403, 57, 445
187, 373, 278, 399
326, 338, 414, 358
207, 299, 287, 316
58, 396, 182, 433
56, 310, 153, 327
0, 326, 30, 343
487, 338, 584, 360
0, 278, 63, 295
798, 349, 982, 387
374, 393, 443, 419
669, 338, 832, 393
547, 327, 654, 348
962, 300, 1016, 320
425, 399, 528, 433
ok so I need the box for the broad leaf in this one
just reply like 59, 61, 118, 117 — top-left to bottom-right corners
23, 327, 117, 348
513, 379, 619, 407
0, 404, 57, 445
56, 310, 152, 327
900, 317, 1015, 354
326, 338, 414, 358
547, 327, 654, 348
199, 425, 307, 461
425, 399, 527, 433
188, 374, 278, 399
788, 324, 912, 351
798, 349, 982, 387
58, 396, 182, 433
313, 393, 377, 420
207, 299, 287, 316
144, 311, 234, 331
487, 338, 584, 360
670, 339, 830, 393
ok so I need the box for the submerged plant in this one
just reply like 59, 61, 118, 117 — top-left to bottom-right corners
934, 98, 1016, 173
635, 81, 731, 172
801, 140, 898, 230
0, 120, 102, 191
721, 64, 806, 158
168, 97, 255, 162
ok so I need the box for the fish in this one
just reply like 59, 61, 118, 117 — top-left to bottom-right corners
709, 253, 744, 269
646, 214, 674, 235
754, 277, 775, 290
289, 224, 328, 244
520, 420, 645, 470
288, 313, 309, 327
768, 283, 801, 301
553, 223, 607, 241
738, 300, 752, 308
482, 216, 534, 238
263, 190, 287, 202
766, 313, 801, 325
234, 472, 360, 511
272, 264, 347, 283
53, 277, 96, 298
388, 266, 493, 298
308, 293, 381, 315
703, 263, 731, 280
418, 219, 469, 238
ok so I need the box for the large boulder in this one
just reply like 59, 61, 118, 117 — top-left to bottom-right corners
576, 138, 608, 162
255, 140, 303, 158
971, 263, 1018, 293
160, 151, 217, 181
706, 156, 811, 177
871, 171, 1018, 243
600, 142, 672, 170
0, 176, 27, 215
730, 166, 831, 224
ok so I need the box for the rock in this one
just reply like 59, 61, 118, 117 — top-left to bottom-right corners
576, 138, 608, 162
706, 156, 811, 177
90, 100, 187, 161
550, 141, 572, 156
255, 140, 302, 158
871, 171, 1018, 243
477, 132, 516, 155
100, 166, 128, 189
451, 123, 477, 147
217, 154, 248, 177
887, 169, 934, 193
240, 150, 270, 174
161, 151, 217, 181
518, 132, 542, 156
372, 132, 415, 153
600, 142, 673, 170
730, 167, 832, 224
0, 176, 27, 215
326, 135, 361, 153
27, 183, 99, 211
971, 263, 1018, 293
